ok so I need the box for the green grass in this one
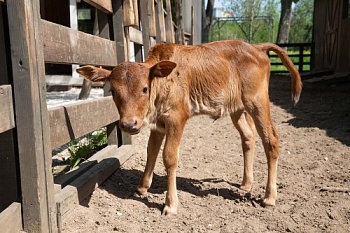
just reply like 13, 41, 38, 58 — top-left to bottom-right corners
269, 49, 311, 73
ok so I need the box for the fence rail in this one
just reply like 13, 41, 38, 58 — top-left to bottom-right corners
268, 43, 313, 73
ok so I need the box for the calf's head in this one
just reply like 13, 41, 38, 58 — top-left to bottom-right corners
76, 61, 176, 134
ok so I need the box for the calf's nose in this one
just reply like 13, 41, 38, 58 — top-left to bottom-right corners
120, 119, 137, 130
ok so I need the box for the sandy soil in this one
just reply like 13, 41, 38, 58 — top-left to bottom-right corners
61, 75, 350, 233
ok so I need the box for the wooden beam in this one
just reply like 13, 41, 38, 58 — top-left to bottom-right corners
112, 0, 127, 62
123, 0, 138, 27
0, 202, 22, 233
155, 0, 166, 43
112, 0, 132, 145
148, 0, 156, 37
164, 0, 175, 43
139, 0, 151, 55
49, 96, 119, 149
128, 27, 143, 45
0, 5, 8, 83
96, 9, 119, 147
83, 0, 112, 14
55, 145, 134, 227
42, 20, 117, 66
0, 85, 15, 134
6, 0, 57, 232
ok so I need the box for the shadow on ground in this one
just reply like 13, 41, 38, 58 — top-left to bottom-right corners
96, 168, 260, 212
269, 74, 350, 146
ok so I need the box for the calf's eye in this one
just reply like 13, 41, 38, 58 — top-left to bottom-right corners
142, 87, 148, 94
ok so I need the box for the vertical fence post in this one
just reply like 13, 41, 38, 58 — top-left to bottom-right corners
112, 0, 132, 145
164, 0, 175, 43
139, 0, 151, 55
6, 0, 57, 232
97, 8, 120, 146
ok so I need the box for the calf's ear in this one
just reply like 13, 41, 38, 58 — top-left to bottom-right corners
76, 65, 112, 82
150, 60, 177, 78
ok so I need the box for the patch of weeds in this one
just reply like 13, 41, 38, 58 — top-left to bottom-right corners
67, 129, 108, 170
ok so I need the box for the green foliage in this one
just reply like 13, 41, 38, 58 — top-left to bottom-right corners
289, 0, 313, 43
210, 0, 313, 44
67, 129, 107, 170
211, 0, 280, 42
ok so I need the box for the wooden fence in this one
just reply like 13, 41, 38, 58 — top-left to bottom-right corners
268, 43, 314, 73
0, 0, 177, 232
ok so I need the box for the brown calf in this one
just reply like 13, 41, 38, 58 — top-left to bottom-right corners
77, 40, 302, 215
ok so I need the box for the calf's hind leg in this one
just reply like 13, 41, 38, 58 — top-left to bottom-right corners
137, 130, 165, 195
246, 96, 280, 207
231, 111, 256, 192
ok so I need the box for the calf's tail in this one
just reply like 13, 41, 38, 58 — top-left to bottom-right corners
256, 43, 302, 106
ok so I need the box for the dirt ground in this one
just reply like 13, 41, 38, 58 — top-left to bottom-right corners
62, 75, 350, 233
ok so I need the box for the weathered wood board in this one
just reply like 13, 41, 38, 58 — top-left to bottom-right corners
42, 20, 117, 66
0, 202, 22, 233
0, 85, 15, 134
49, 96, 120, 149
83, 0, 112, 14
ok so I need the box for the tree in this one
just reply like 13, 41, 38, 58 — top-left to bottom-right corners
276, 0, 298, 43
219, 0, 278, 43
289, 0, 313, 43
202, 0, 215, 43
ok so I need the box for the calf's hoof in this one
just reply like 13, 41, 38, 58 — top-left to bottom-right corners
162, 205, 177, 216
240, 184, 252, 192
136, 186, 148, 196
263, 197, 276, 207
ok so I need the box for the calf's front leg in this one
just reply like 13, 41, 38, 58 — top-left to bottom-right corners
137, 130, 165, 195
162, 120, 186, 215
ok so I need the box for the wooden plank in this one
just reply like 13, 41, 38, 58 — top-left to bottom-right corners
0, 85, 15, 133
140, 0, 151, 56
128, 27, 143, 44
83, 0, 112, 14
96, 10, 119, 147
112, 0, 132, 145
0, 202, 22, 233
55, 145, 134, 221
112, 0, 127, 62
123, 0, 137, 26
155, 0, 166, 43
148, 0, 157, 37
0, 6, 8, 83
132, 0, 139, 26
42, 20, 117, 66
164, 0, 175, 43
49, 96, 119, 149
6, 0, 57, 232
